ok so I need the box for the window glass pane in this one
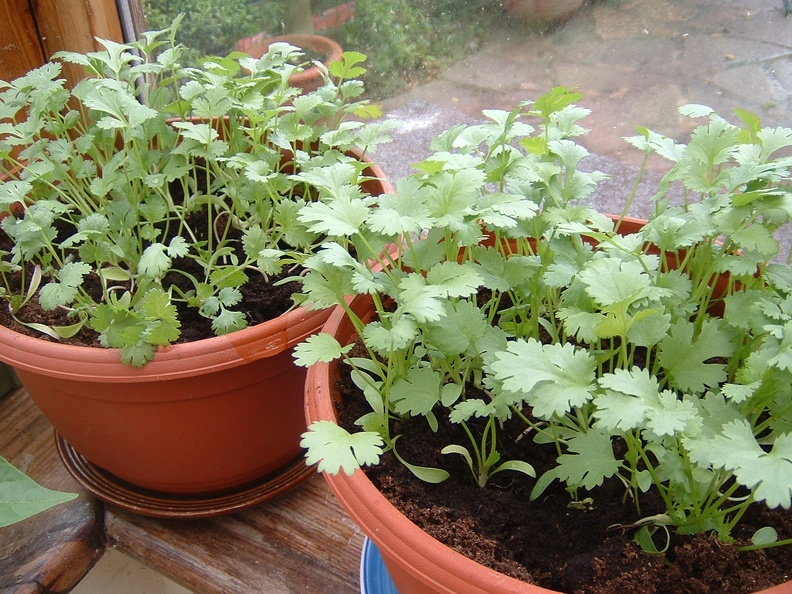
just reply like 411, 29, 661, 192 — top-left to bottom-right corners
132, 0, 792, 170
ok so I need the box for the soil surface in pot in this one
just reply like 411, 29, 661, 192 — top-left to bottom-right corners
0, 227, 299, 347
335, 355, 792, 594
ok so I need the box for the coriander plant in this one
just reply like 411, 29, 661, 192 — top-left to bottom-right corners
299, 87, 792, 548
0, 19, 395, 366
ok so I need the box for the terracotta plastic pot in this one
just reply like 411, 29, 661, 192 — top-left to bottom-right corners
304, 229, 792, 594
0, 156, 392, 496
5, 305, 325, 495
502, 0, 584, 26
235, 33, 343, 94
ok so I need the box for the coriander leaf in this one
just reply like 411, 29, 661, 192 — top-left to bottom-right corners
137, 242, 171, 279
313, 241, 361, 269
488, 338, 597, 419
243, 159, 275, 183
705, 420, 792, 509
398, 274, 446, 323
648, 390, 701, 439
425, 169, 485, 227
425, 300, 489, 357
595, 367, 660, 432
167, 236, 190, 258
626, 310, 671, 348
598, 368, 701, 439
579, 258, 653, 309
0, 180, 32, 211
557, 306, 604, 344
641, 213, 709, 252
721, 382, 761, 404
472, 247, 540, 293
301, 421, 384, 476
449, 399, 497, 423
211, 308, 247, 335
390, 367, 444, 417
367, 180, 433, 235
765, 321, 792, 372
757, 126, 792, 160
362, 317, 419, 355
256, 249, 287, 276
684, 392, 742, 464
217, 287, 242, 307
38, 261, 91, 310
275, 199, 317, 248
555, 430, 620, 491
294, 163, 359, 198
658, 319, 735, 394
120, 342, 156, 367
293, 333, 352, 367
425, 261, 482, 298
298, 195, 374, 237
300, 262, 355, 309
208, 266, 247, 291
477, 192, 539, 229
137, 287, 181, 345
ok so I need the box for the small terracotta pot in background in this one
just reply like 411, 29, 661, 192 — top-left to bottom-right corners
502, 0, 584, 26
234, 33, 343, 93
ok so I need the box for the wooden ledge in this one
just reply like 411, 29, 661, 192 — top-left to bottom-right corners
0, 387, 362, 594
106, 475, 362, 593
0, 387, 104, 594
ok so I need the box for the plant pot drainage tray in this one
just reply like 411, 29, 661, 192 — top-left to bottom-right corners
56, 432, 314, 518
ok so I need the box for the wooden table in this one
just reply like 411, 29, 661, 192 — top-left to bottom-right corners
0, 387, 363, 594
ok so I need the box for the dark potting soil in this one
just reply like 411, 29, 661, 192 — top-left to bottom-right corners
335, 361, 792, 594
0, 269, 298, 347
0, 215, 300, 347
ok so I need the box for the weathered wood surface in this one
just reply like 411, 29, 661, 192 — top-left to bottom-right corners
106, 474, 363, 593
0, 387, 104, 594
0, 0, 45, 82
2, 0, 123, 93
1, 385, 363, 594
30, 0, 124, 91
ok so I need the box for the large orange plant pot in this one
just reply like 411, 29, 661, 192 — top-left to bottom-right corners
4, 304, 327, 495
304, 272, 792, 594
0, 157, 392, 499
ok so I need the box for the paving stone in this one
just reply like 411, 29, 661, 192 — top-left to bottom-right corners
551, 36, 682, 74
592, 0, 698, 40
770, 54, 792, 91
705, 62, 787, 107
443, 50, 555, 92
683, 34, 792, 74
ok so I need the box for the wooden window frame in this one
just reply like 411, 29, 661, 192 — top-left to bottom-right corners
1, 0, 125, 86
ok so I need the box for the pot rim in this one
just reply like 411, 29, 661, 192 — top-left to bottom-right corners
0, 303, 332, 381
